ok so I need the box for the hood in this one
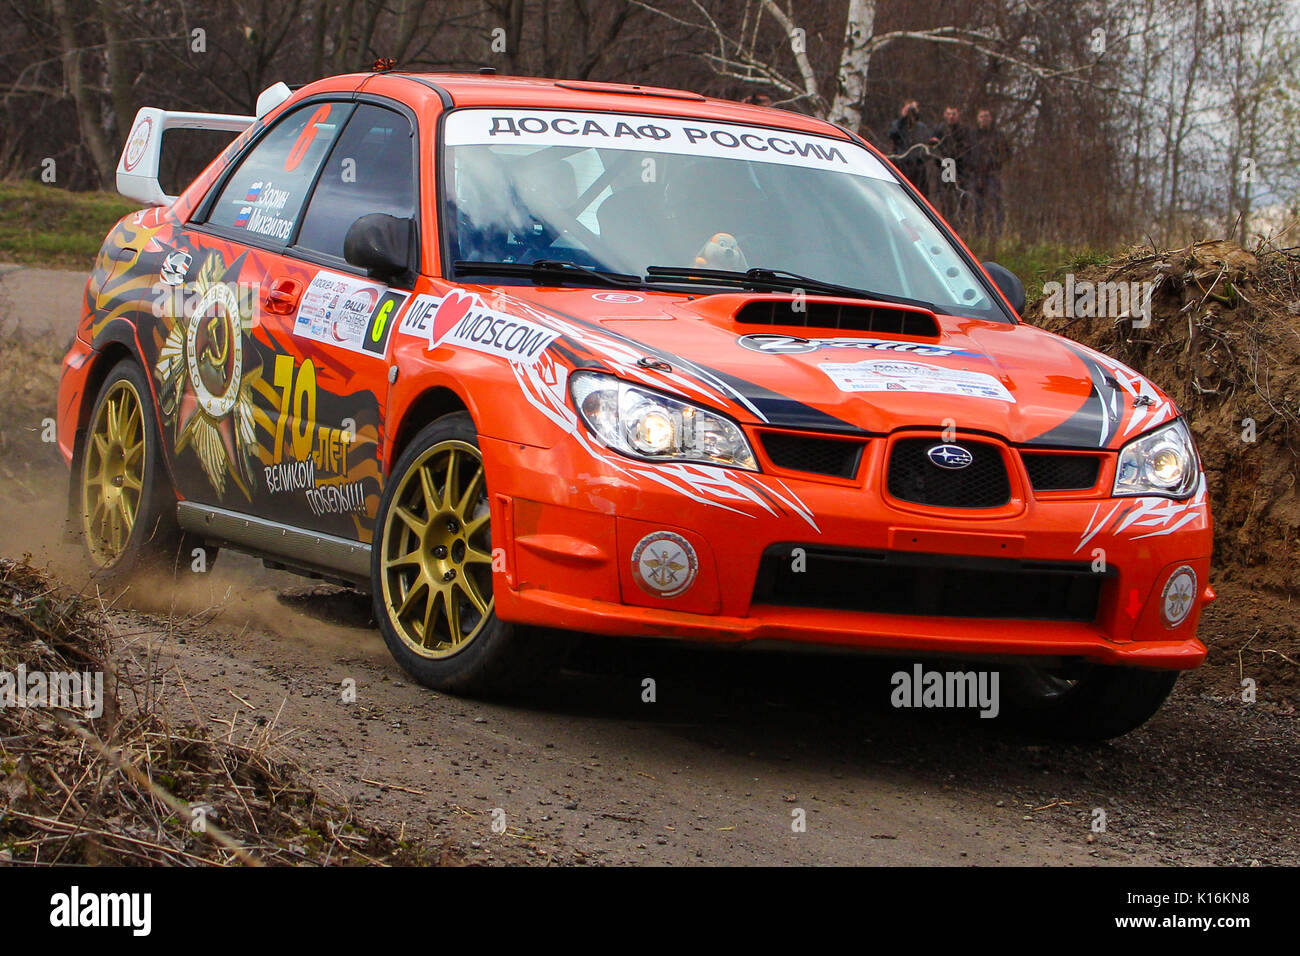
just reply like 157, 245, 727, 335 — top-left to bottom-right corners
494, 286, 1178, 450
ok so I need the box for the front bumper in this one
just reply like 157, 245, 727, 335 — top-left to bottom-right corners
487, 431, 1212, 669
500, 587, 1207, 668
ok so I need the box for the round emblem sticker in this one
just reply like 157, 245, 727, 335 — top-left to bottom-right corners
631, 531, 698, 598
1161, 565, 1197, 627
592, 292, 644, 304
123, 116, 153, 172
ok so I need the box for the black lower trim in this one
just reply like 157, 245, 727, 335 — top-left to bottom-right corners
754, 545, 1105, 622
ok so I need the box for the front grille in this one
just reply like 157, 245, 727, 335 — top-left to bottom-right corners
887, 438, 1010, 508
760, 432, 864, 478
734, 300, 938, 337
1021, 453, 1101, 491
754, 546, 1102, 622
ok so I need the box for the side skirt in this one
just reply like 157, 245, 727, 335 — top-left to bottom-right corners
176, 501, 371, 587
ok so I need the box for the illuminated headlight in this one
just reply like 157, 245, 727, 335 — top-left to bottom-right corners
1113, 419, 1198, 498
570, 370, 757, 470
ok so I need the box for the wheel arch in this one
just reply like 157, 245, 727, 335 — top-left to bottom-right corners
384, 385, 473, 474
66, 327, 169, 531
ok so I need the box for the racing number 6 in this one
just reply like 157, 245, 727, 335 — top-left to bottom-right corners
371, 297, 397, 344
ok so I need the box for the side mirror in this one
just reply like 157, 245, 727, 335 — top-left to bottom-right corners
344, 214, 414, 281
982, 261, 1026, 314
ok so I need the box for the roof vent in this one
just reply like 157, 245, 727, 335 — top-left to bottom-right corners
553, 80, 705, 101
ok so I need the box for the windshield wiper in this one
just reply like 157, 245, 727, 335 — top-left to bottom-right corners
644, 265, 938, 312
453, 259, 643, 289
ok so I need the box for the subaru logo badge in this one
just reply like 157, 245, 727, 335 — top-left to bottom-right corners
927, 444, 973, 469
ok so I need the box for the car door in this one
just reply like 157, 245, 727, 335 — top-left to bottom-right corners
268, 100, 420, 544
158, 99, 354, 519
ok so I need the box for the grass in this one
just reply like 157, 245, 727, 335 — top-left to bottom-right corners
975, 241, 1119, 311
0, 180, 136, 269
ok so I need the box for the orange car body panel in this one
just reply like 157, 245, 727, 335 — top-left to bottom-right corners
57, 72, 1212, 668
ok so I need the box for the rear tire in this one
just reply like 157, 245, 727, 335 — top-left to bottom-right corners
1003, 663, 1179, 742
371, 411, 570, 696
78, 359, 217, 579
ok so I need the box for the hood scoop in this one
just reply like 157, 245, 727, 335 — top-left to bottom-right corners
733, 299, 938, 337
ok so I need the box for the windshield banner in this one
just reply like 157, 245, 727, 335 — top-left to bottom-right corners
444, 108, 893, 180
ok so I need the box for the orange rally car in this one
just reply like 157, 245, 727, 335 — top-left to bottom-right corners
57, 70, 1213, 739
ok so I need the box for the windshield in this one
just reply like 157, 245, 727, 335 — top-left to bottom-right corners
441, 108, 1005, 321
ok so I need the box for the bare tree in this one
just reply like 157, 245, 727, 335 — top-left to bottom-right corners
631, 0, 1110, 129
50, 0, 116, 186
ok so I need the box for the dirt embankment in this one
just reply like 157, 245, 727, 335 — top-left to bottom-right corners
1032, 239, 1300, 699
1033, 240, 1300, 591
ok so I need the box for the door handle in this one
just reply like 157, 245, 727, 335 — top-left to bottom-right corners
263, 277, 303, 316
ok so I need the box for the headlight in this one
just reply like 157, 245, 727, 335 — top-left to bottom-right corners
1113, 419, 1198, 498
570, 370, 757, 470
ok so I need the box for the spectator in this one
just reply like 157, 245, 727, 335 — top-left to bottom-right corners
969, 108, 1010, 236
929, 106, 970, 224
742, 91, 774, 107
887, 99, 932, 193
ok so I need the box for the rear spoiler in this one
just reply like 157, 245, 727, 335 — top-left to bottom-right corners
115, 82, 292, 207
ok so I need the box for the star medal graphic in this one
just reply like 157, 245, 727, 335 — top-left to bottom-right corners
155, 251, 261, 499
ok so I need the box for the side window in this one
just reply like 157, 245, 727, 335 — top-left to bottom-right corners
207, 102, 353, 242
295, 104, 417, 261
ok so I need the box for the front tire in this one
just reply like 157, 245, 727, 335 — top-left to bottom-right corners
1003, 663, 1179, 742
372, 411, 568, 695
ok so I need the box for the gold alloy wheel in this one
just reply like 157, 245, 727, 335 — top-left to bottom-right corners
379, 440, 495, 658
82, 378, 146, 567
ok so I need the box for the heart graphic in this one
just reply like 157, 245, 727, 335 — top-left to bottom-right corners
431, 291, 476, 346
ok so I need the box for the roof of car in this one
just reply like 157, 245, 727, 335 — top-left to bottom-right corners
322, 71, 854, 141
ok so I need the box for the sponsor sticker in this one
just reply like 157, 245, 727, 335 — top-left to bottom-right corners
738, 333, 973, 357
398, 290, 557, 365
592, 292, 645, 304
397, 293, 442, 337
631, 531, 698, 598
294, 271, 406, 356
818, 360, 1015, 403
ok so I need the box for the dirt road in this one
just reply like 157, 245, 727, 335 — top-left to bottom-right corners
2, 265, 1297, 866
0, 263, 86, 337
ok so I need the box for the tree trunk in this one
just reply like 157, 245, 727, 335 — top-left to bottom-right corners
827, 0, 876, 129
97, 0, 135, 145
51, 0, 116, 187
1166, 0, 1206, 237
